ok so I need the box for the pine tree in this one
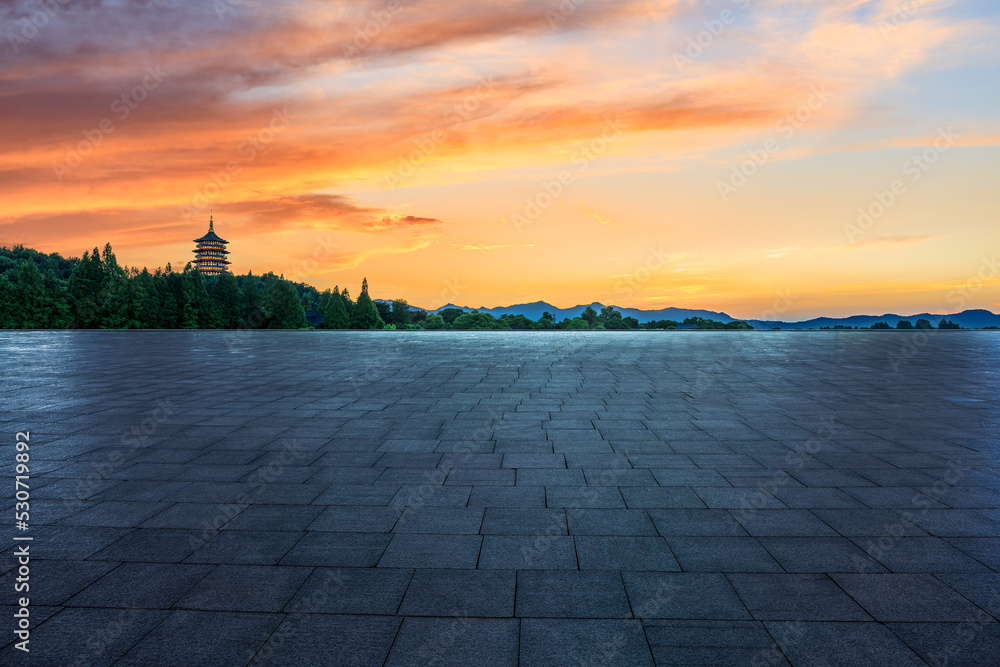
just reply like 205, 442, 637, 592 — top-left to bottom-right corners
264, 278, 308, 328
211, 272, 244, 328
350, 277, 384, 329
321, 286, 350, 329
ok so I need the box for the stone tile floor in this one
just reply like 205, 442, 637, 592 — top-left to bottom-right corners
1, 330, 999, 665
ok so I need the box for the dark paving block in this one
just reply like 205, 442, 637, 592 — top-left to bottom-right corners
59, 500, 168, 528
503, 453, 566, 468
478, 535, 578, 569
280, 531, 390, 567
393, 506, 484, 534
284, 567, 413, 614
0, 559, 117, 606
67, 562, 214, 608
567, 509, 657, 536
766, 621, 923, 666
576, 536, 680, 571
583, 468, 659, 486
0, 607, 169, 666
307, 505, 403, 532
770, 487, 866, 509
623, 572, 751, 619
517, 570, 632, 618
221, 504, 325, 531
732, 509, 839, 537
833, 573, 989, 621
378, 533, 482, 568
469, 486, 546, 507
312, 483, 400, 506
390, 484, 472, 507
667, 536, 783, 572
643, 620, 787, 666
545, 487, 626, 508
694, 487, 787, 510
758, 537, 888, 573
185, 530, 301, 565
520, 619, 653, 666
852, 536, 991, 573
117, 610, 282, 666
728, 573, 871, 621
647, 509, 748, 536
445, 468, 514, 485
516, 468, 586, 486
91, 528, 203, 562
935, 573, 1000, 618
480, 508, 567, 535
140, 502, 246, 530
398, 569, 515, 617
387, 617, 518, 667
909, 509, 1000, 537
810, 509, 929, 537
888, 621, 1000, 667
176, 564, 311, 612
620, 486, 707, 509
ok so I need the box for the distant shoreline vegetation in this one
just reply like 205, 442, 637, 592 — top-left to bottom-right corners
0, 244, 994, 331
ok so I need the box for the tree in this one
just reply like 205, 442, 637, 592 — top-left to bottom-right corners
580, 306, 598, 327
211, 272, 244, 328
391, 299, 411, 326
871, 322, 891, 329
350, 278, 384, 329
938, 319, 960, 329
438, 308, 465, 325
423, 314, 445, 329
563, 318, 590, 330
915, 318, 933, 330
320, 288, 350, 329
896, 320, 914, 330
265, 278, 309, 328
14, 260, 47, 328
453, 312, 507, 330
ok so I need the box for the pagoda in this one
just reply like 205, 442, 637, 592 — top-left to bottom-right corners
192, 215, 231, 275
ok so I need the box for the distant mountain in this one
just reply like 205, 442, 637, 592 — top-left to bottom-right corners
413, 302, 1000, 330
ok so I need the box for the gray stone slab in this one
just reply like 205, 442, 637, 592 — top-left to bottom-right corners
387, 617, 518, 667
398, 569, 515, 617
520, 619, 653, 666
516, 571, 632, 618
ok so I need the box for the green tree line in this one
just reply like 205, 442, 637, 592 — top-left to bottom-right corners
1, 244, 755, 331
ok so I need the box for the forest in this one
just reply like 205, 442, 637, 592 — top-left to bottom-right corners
0, 244, 753, 331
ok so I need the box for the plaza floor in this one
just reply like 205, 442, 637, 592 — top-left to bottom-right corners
2, 330, 999, 666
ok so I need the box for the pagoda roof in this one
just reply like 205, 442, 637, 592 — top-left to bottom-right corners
193, 216, 229, 243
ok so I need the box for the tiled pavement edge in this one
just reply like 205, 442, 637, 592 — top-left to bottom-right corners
1, 331, 998, 665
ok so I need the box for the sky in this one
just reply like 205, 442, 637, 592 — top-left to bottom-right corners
2, 0, 999, 319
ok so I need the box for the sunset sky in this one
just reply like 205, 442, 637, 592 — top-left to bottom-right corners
2, 0, 999, 319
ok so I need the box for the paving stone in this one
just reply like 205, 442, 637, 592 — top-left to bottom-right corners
576, 536, 680, 571
398, 569, 515, 617
307, 505, 404, 532
647, 509, 748, 536
667, 536, 783, 572
727, 573, 871, 621
643, 620, 787, 666
516, 571, 632, 618
184, 530, 302, 565
566, 509, 657, 536
520, 619, 653, 666
378, 533, 482, 568
766, 621, 924, 665
623, 572, 752, 619
478, 535, 578, 569
176, 564, 311, 612
284, 567, 413, 614
387, 617, 518, 667
832, 573, 989, 621
67, 562, 214, 608
280, 531, 391, 567
480, 508, 568, 535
